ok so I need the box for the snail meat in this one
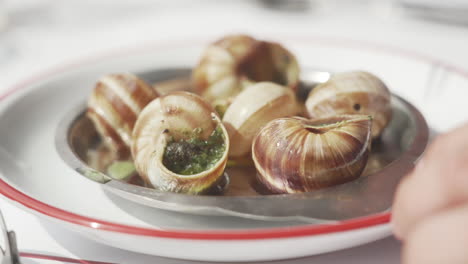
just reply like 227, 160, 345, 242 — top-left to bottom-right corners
305, 71, 391, 138
252, 115, 373, 194
131, 91, 230, 194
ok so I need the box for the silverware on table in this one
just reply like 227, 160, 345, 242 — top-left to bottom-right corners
397, 0, 468, 25
0, 210, 20, 264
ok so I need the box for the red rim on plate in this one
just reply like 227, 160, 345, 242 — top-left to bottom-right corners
0, 36, 465, 240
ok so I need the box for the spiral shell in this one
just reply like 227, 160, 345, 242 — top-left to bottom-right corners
222, 82, 299, 159
305, 71, 391, 138
87, 73, 158, 158
252, 115, 372, 194
192, 34, 300, 104
131, 92, 229, 194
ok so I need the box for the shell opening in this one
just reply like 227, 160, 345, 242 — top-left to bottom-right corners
162, 125, 226, 175
236, 42, 289, 86
304, 115, 371, 135
305, 127, 326, 134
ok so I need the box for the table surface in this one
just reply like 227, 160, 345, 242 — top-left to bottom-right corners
0, 1, 467, 263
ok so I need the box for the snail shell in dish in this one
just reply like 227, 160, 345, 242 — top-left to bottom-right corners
222, 82, 298, 159
252, 115, 372, 194
192, 34, 300, 105
305, 71, 391, 138
152, 77, 191, 95
87, 73, 158, 158
131, 92, 230, 194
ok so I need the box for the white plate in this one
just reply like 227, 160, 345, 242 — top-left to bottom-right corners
0, 36, 467, 262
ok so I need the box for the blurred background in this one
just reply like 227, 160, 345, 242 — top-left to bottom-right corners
0, 0, 467, 88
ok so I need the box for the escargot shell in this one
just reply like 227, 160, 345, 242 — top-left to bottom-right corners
131, 91, 230, 194
87, 73, 158, 158
152, 77, 191, 95
192, 34, 300, 105
305, 71, 391, 138
252, 115, 372, 194
222, 82, 299, 159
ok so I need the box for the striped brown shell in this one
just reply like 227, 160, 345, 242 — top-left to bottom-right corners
222, 82, 299, 159
87, 73, 158, 158
131, 92, 229, 194
252, 115, 372, 194
305, 71, 391, 138
192, 34, 300, 104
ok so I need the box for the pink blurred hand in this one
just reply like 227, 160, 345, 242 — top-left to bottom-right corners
392, 123, 468, 263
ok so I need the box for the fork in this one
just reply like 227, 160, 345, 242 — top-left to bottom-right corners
0, 209, 20, 264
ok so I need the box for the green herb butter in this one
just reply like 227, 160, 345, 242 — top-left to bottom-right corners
107, 161, 136, 180
163, 126, 225, 175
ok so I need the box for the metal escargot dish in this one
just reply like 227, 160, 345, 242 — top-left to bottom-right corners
55, 35, 429, 222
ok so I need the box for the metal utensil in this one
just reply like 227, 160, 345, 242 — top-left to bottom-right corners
397, 0, 468, 25
0, 210, 20, 264
55, 67, 428, 223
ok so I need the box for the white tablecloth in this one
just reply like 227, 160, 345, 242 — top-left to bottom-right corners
1, 1, 467, 263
